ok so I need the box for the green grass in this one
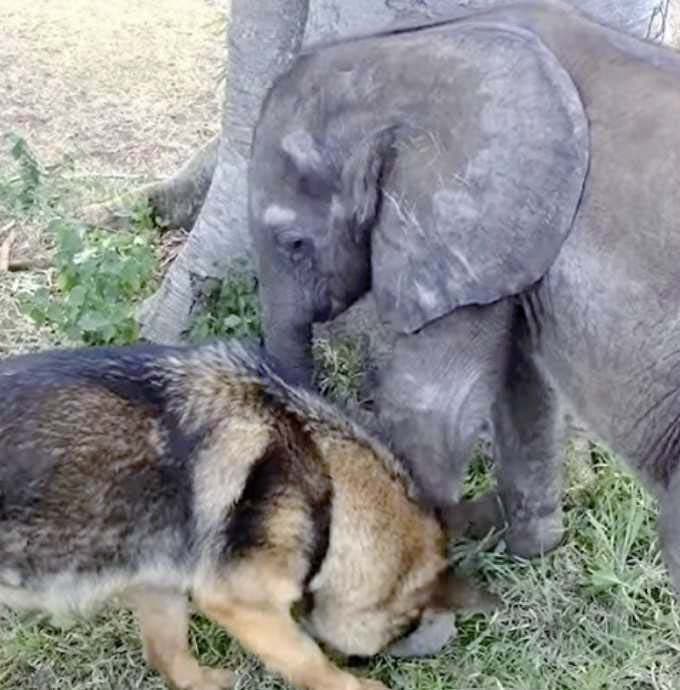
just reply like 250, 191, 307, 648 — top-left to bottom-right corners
0, 133, 150, 228
0, 134, 162, 347
1, 136, 678, 690
0, 133, 49, 212
0, 133, 160, 353
313, 336, 367, 405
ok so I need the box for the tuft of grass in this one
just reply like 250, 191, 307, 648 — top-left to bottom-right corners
187, 263, 262, 343
462, 448, 498, 502
313, 337, 366, 405
0, 133, 83, 222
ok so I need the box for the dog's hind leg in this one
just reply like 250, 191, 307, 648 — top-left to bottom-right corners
195, 577, 388, 690
126, 587, 235, 690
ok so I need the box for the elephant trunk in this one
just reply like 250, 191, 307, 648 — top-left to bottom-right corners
259, 281, 315, 387
264, 318, 314, 387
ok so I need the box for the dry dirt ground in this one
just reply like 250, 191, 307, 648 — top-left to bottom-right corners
0, 0, 225, 355
0, 0, 223, 177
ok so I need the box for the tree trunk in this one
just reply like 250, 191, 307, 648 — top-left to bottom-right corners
138, 0, 677, 344
138, 0, 309, 342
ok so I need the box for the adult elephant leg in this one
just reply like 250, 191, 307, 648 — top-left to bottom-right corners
493, 340, 567, 558
375, 302, 512, 515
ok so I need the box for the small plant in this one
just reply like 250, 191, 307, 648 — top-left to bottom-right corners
0, 133, 45, 211
25, 212, 160, 346
187, 264, 262, 342
0, 132, 77, 220
127, 198, 157, 233
313, 337, 366, 405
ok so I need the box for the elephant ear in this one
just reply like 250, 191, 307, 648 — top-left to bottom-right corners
371, 22, 589, 334
340, 126, 399, 241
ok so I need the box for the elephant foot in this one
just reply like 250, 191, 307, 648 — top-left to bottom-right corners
505, 507, 564, 558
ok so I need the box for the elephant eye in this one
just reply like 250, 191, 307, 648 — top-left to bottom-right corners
278, 233, 313, 262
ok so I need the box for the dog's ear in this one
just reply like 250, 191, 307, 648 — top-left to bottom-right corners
429, 567, 501, 614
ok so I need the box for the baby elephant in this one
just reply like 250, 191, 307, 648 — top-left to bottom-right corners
0, 342, 497, 690
248, 0, 680, 593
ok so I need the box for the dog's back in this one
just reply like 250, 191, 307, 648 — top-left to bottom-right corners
0, 340, 375, 616
0, 343, 208, 613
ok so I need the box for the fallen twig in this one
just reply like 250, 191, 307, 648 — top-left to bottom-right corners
7, 257, 53, 272
0, 227, 17, 272
0, 220, 16, 236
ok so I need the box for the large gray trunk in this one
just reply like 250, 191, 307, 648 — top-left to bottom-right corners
138, 0, 676, 344
138, 0, 309, 340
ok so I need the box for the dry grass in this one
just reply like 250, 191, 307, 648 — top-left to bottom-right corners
0, 269, 54, 356
0, 0, 223, 177
0, 0, 224, 355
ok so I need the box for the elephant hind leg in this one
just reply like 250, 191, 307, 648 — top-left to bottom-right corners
494, 345, 567, 558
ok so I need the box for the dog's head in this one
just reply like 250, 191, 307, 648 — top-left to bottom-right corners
381, 564, 500, 658
301, 505, 500, 659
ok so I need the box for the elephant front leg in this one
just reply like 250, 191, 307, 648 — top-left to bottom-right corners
375, 304, 511, 515
493, 347, 567, 558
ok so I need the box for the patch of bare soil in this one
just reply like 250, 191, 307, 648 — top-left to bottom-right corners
0, 0, 225, 355
0, 0, 224, 176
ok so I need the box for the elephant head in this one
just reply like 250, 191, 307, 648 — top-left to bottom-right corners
248, 18, 589, 386
249, 110, 398, 384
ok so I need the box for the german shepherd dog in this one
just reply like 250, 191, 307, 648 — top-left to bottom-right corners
0, 341, 497, 690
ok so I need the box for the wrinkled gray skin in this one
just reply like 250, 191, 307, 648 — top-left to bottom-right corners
250, 0, 680, 598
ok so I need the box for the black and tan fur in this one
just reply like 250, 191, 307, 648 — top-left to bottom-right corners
0, 341, 496, 690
